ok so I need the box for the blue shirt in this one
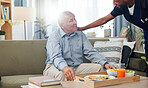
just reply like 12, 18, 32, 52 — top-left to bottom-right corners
45, 28, 107, 71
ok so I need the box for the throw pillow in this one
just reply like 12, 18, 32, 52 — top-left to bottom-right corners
94, 41, 123, 65
121, 41, 136, 67
121, 46, 131, 65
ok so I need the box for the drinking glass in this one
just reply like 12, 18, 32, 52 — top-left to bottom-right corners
116, 63, 125, 78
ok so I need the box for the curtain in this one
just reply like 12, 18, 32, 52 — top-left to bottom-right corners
33, 0, 114, 39
113, 15, 128, 37
33, 0, 50, 39
14, 0, 27, 6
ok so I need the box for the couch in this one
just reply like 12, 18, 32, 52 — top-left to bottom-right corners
0, 38, 147, 88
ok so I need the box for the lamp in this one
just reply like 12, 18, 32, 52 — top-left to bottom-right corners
13, 7, 35, 40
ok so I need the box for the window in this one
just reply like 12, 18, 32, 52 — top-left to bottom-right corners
33, 0, 113, 39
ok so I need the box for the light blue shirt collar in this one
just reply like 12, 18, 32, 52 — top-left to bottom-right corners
58, 27, 78, 38
59, 27, 67, 37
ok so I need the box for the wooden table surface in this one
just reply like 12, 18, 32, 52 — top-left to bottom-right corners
61, 76, 148, 88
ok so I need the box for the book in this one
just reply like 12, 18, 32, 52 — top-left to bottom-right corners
4, 7, 8, 20
1, 5, 4, 19
28, 82, 62, 88
1, 5, 6, 19
4, 7, 10, 20
29, 76, 61, 87
1, 6, 3, 19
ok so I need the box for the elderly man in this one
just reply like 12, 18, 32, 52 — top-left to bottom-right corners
43, 11, 115, 81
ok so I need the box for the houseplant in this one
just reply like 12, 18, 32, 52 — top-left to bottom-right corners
34, 17, 51, 39
104, 23, 114, 37
0, 20, 5, 30
99, 23, 113, 37
0, 20, 5, 40
126, 22, 136, 42
139, 29, 145, 51
8, 20, 20, 26
139, 29, 144, 46
0, 30, 5, 40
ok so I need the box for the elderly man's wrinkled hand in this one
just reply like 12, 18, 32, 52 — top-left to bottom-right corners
63, 66, 75, 81
104, 63, 116, 69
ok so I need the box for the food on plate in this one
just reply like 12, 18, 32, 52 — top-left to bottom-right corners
125, 70, 134, 73
109, 69, 117, 71
125, 70, 135, 77
84, 75, 115, 81
107, 69, 117, 76
88, 75, 110, 80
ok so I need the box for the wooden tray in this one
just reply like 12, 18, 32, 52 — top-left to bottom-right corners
74, 71, 140, 88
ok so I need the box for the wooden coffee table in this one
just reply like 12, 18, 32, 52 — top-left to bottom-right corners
61, 76, 148, 88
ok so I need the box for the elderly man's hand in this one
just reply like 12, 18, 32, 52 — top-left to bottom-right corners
63, 66, 75, 81
104, 63, 116, 69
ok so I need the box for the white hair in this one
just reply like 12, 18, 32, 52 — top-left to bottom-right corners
58, 11, 74, 25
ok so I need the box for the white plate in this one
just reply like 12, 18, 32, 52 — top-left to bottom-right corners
84, 75, 116, 81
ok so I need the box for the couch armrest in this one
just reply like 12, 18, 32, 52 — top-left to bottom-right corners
128, 58, 147, 72
130, 51, 145, 58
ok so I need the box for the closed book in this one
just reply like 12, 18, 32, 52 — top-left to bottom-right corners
1, 6, 3, 19
1, 5, 6, 19
1, 5, 4, 19
29, 76, 61, 87
4, 7, 10, 20
28, 82, 62, 88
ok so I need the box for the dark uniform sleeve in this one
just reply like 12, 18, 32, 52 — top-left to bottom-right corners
140, 0, 148, 25
110, 5, 124, 17
141, 0, 148, 9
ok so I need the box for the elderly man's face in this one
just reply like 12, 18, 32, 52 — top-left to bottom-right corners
62, 13, 77, 35
114, 0, 127, 8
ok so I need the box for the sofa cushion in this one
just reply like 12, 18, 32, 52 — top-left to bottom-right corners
94, 41, 123, 65
121, 46, 131, 66
128, 58, 147, 72
0, 74, 42, 88
0, 40, 47, 76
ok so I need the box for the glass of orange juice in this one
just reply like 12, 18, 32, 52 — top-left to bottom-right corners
116, 63, 125, 78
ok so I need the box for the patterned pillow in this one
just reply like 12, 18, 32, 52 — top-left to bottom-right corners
94, 41, 123, 65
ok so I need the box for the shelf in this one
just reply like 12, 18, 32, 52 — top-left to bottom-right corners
1, 0, 11, 4
0, 19, 11, 21
1, 0, 12, 40
4, 19, 10, 21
